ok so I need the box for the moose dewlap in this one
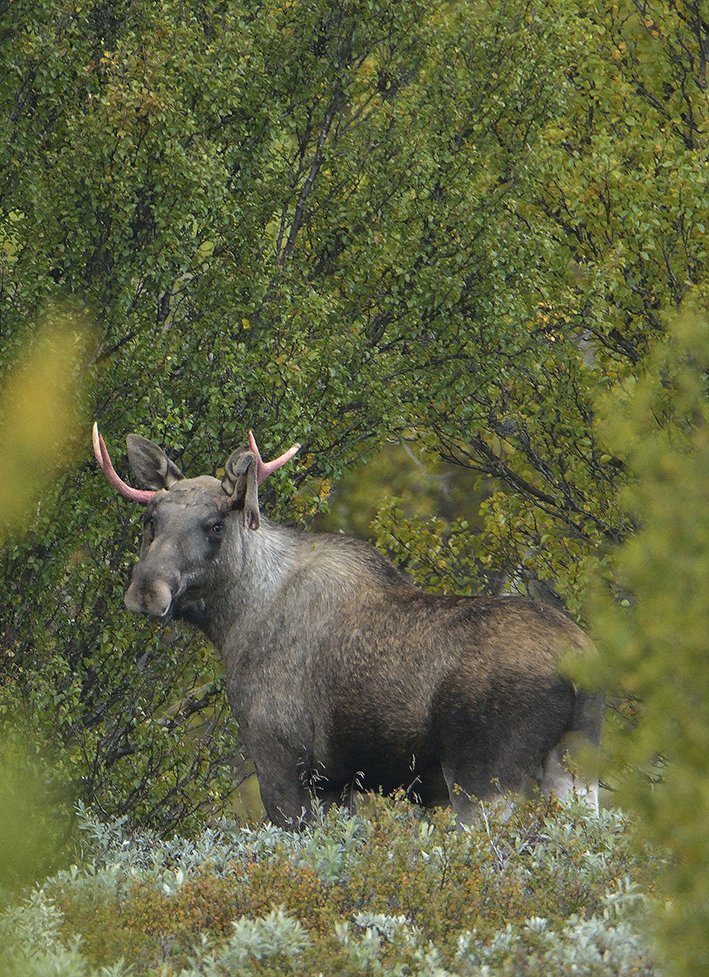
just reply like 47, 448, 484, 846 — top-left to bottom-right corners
94, 424, 602, 828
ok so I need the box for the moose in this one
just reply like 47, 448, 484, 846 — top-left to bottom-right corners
94, 424, 602, 828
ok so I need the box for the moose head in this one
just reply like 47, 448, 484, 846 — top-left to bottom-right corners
92, 423, 299, 621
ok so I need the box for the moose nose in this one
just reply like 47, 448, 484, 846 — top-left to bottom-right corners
125, 576, 176, 618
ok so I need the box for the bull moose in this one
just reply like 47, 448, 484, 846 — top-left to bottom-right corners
94, 424, 602, 828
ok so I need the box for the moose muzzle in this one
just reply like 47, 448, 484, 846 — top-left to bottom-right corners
124, 568, 180, 618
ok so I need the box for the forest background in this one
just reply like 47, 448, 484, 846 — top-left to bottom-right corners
2, 0, 709, 972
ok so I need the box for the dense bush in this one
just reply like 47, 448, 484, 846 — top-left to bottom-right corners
0, 797, 660, 976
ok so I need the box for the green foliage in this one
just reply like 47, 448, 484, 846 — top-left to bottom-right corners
589, 302, 709, 977
373, 499, 484, 597
2, 0, 709, 842
0, 799, 659, 976
0, 890, 90, 977
313, 441, 483, 542
0, 0, 595, 835
414, 0, 709, 607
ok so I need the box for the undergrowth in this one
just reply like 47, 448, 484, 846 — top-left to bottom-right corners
0, 796, 662, 976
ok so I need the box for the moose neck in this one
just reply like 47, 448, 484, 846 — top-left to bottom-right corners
192, 516, 303, 650
193, 516, 399, 654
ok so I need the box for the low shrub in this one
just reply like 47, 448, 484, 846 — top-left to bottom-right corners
0, 796, 661, 976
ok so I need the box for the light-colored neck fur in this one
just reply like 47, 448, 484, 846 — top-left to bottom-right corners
202, 516, 384, 649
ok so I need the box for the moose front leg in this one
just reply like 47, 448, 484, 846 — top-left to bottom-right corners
250, 745, 313, 830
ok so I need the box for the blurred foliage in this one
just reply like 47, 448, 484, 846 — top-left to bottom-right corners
0, 312, 93, 899
0, 311, 93, 536
0, 738, 73, 906
0, 798, 660, 976
588, 302, 709, 977
313, 439, 486, 540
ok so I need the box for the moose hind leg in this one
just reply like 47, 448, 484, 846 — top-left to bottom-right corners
540, 740, 599, 813
540, 692, 603, 814
441, 758, 524, 828
439, 699, 573, 826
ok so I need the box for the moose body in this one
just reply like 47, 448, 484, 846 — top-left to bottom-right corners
94, 425, 601, 828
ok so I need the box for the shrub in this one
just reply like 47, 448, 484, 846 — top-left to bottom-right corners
0, 796, 658, 976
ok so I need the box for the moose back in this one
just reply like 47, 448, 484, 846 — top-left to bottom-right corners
94, 425, 602, 828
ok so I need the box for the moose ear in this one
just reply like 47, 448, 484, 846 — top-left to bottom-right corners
221, 448, 260, 530
126, 434, 185, 491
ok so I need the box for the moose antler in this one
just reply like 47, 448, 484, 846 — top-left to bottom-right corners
93, 424, 300, 500
93, 423, 155, 503
248, 430, 301, 485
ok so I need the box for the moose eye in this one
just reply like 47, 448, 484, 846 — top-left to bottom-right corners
210, 522, 225, 538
